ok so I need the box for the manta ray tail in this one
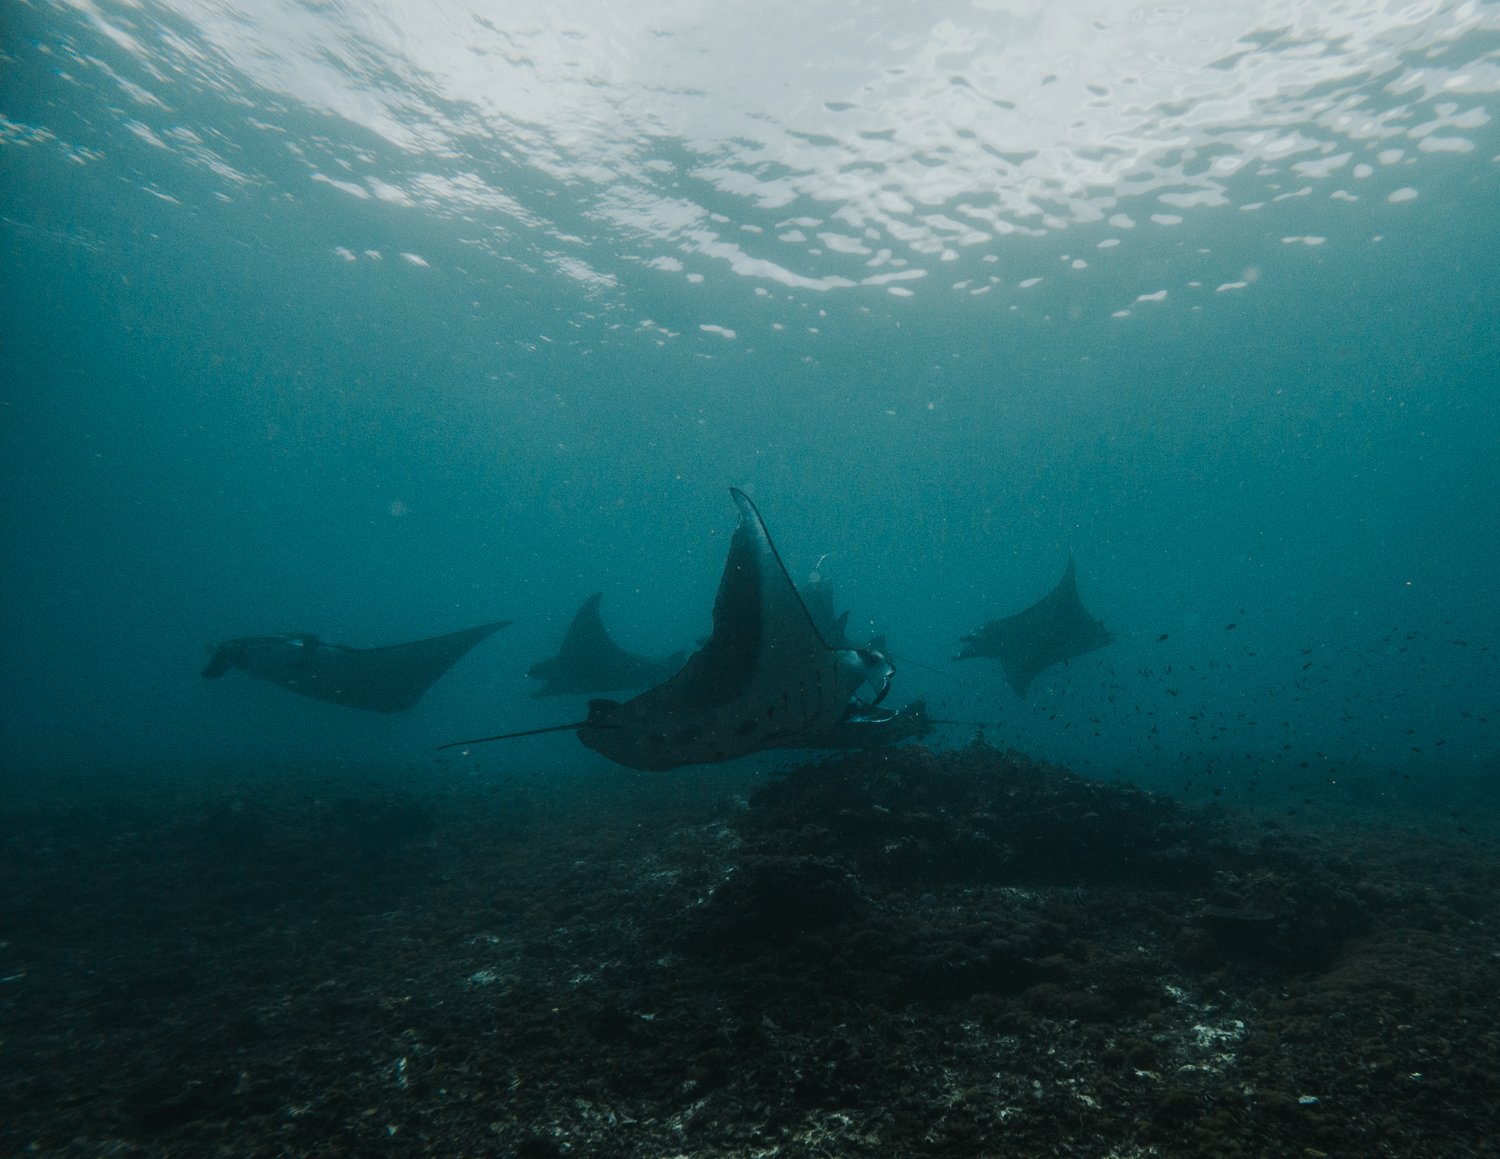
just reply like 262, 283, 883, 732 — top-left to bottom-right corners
887, 651, 979, 690
437, 720, 593, 751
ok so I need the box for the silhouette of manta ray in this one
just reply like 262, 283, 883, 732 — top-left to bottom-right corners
526, 593, 685, 697
440, 489, 894, 770
954, 554, 1113, 697
203, 621, 509, 713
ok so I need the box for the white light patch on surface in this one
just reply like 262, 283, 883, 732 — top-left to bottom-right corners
368, 177, 412, 204
1378, 149, 1405, 165
334, 246, 356, 260
1419, 136, 1473, 152
550, 253, 616, 288
1159, 190, 1228, 208
1216, 281, 1248, 291
648, 256, 684, 272
1292, 151, 1351, 178
1151, 214, 1183, 225
1071, 259, 1087, 269
122, 120, 169, 149
1109, 214, 1136, 229
778, 230, 806, 243
312, 172, 370, 198
1136, 290, 1167, 302
1331, 190, 1357, 201
400, 252, 429, 266
887, 286, 914, 296
820, 232, 872, 255
1112, 309, 1130, 317
700, 324, 736, 338
684, 232, 857, 291
409, 171, 538, 224
1353, 163, 1374, 177
1389, 187, 1419, 202
862, 269, 926, 286
1098, 238, 1120, 248
1019, 277, 1042, 288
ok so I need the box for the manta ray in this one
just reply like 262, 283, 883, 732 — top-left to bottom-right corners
954, 553, 1113, 697
526, 593, 685, 697
442, 489, 895, 770
203, 621, 510, 713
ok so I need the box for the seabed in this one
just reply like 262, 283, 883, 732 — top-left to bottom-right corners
3, 739, 1497, 1158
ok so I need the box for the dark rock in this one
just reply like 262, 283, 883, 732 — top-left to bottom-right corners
691, 856, 866, 950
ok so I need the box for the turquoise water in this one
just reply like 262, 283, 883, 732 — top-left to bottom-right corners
2, 0, 1498, 804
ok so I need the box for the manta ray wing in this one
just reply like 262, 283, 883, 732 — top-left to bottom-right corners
206, 622, 510, 712
527, 593, 683, 697
798, 580, 851, 648
955, 554, 1113, 696
579, 489, 873, 771
799, 580, 837, 643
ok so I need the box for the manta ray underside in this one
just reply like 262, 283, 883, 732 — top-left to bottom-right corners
779, 697, 935, 751
203, 621, 510, 713
526, 593, 685, 697
442, 489, 895, 771
955, 554, 1113, 697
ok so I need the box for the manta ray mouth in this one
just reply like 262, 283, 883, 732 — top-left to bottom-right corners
849, 646, 895, 705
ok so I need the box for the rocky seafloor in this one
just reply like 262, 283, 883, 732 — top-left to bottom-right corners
2, 739, 1498, 1158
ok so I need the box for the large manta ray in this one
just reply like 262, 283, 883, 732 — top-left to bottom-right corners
443, 489, 894, 770
954, 554, 1113, 697
526, 593, 685, 697
203, 621, 510, 713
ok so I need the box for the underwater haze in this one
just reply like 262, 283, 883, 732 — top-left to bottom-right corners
3, 0, 1500, 796
10, 5, 1500, 1158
